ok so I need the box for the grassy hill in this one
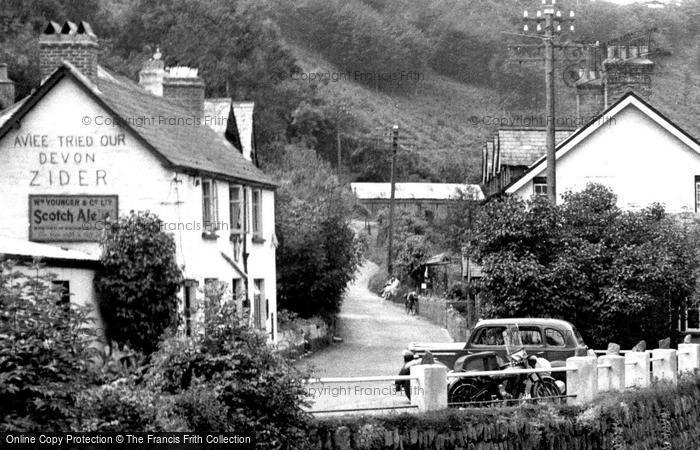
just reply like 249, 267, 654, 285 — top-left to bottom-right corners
289, 44, 507, 183
275, 0, 700, 185
289, 41, 700, 185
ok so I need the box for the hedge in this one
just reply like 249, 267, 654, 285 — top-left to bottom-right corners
307, 373, 700, 449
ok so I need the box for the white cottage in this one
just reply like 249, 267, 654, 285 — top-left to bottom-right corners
498, 92, 700, 214
0, 22, 279, 341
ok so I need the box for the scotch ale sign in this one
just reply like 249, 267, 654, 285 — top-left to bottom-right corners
29, 195, 118, 242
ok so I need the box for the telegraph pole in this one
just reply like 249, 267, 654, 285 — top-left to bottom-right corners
387, 125, 399, 276
544, 9, 556, 202
520, 1, 576, 203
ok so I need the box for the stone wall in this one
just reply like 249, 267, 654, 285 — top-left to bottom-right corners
277, 316, 332, 357
308, 376, 700, 449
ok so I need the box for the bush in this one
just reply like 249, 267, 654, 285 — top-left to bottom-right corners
78, 383, 166, 432
473, 184, 700, 348
144, 300, 311, 446
0, 260, 97, 432
94, 211, 183, 354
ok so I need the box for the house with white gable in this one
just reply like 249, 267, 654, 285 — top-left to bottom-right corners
0, 21, 279, 341
481, 91, 700, 332
503, 92, 700, 214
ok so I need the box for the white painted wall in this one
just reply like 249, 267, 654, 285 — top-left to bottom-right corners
11, 263, 104, 331
511, 105, 700, 213
0, 76, 278, 340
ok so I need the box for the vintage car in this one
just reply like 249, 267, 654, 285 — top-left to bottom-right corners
396, 318, 588, 397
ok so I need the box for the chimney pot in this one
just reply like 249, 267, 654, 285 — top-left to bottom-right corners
139, 49, 166, 96
39, 20, 99, 82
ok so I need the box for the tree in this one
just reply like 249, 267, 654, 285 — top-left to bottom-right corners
145, 299, 310, 445
94, 212, 183, 354
273, 144, 363, 318
473, 184, 699, 348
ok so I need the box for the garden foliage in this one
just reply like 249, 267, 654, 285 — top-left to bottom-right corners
94, 212, 183, 354
0, 260, 97, 431
1, 261, 311, 445
473, 184, 699, 348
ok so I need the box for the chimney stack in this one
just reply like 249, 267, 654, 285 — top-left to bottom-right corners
138, 48, 165, 96
0, 63, 15, 110
40, 21, 98, 82
162, 66, 205, 118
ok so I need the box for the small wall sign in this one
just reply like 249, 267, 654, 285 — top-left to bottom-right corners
28, 195, 118, 242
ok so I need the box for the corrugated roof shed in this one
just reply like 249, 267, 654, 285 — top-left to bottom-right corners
351, 183, 484, 201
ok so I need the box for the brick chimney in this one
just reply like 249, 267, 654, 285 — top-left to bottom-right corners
603, 44, 654, 107
40, 21, 98, 82
138, 48, 165, 96
162, 66, 205, 118
0, 63, 15, 110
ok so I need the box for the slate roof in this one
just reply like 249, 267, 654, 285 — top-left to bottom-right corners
0, 62, 276, 188
497, 128, 576, 167
351, 183, 484, 201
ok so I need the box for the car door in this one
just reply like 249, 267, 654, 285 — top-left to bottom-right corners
544, 327, 569, 362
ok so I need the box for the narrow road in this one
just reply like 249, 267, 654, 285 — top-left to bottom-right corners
296, 261, 451, 413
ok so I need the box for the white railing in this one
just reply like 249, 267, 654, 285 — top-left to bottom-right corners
302, 343, 700, 414
304, 375, 417, 384
446, 366, 573, 378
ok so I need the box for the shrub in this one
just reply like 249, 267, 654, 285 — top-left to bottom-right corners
0, 260, 97, 432
94, 211, 183, 354
473, 184, 700, 348
145, 300, 311, 447
78, 382, 165, 432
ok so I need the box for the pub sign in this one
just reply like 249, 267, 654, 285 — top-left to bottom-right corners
29, 195, 118, 242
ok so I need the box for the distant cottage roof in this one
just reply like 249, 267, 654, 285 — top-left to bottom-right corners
351, 182, 484, 201
0, 62, 276, 188
496, 128, 576, 167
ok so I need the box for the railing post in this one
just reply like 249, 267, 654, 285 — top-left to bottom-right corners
651, 349, 677, 384
678, 343, 700, 374
566, 356, 598, 405
597, 355, 625, 392
409, 364, 447, 412
625, 351, 651, 388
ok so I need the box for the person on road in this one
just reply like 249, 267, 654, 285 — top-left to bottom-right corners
405, 291, 418, 315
